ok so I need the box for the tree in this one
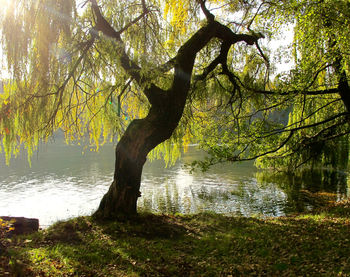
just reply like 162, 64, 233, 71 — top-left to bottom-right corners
0, 0, 349, 219
0, 0, 265, 218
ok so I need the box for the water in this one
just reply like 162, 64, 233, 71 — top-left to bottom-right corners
0, 142, 349, 227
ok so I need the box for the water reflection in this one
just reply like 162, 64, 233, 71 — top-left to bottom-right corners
0, 143, 349, 227
257, 170, 349, 213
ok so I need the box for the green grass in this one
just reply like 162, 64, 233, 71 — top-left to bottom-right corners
1, 199, 350, 276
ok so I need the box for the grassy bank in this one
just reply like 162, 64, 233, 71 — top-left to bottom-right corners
1, 199, 350, 276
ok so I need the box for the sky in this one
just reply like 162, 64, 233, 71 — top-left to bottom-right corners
0, 47, 8, 80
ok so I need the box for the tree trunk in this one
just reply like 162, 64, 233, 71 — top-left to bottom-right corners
94, 20, 201, 220
94, 96, 188, 219
93, 18, 260, 219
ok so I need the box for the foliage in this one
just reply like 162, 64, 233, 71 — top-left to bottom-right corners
189, 0, 350, 171
0, 218, 14, 239
0, 0, 183, 165
4, 200, 350, 276
0, 0, 349, 171
0, 217, 15, 274
255, 0, 350, 170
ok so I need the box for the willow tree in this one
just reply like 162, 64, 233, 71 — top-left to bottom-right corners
2, 0, 348, 218
190, 0, 350, 172
0, 0, 266, 218
262, 0, 350, 170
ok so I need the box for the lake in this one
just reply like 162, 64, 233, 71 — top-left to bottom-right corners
0, 142, 349, 227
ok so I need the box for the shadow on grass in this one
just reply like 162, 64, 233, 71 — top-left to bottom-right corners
6, 207, 350, 276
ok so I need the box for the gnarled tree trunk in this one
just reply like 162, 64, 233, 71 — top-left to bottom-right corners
95, 64, 193, 219
95, 106, 184, 218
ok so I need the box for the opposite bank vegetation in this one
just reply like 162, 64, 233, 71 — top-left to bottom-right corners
1, 195, 350, 276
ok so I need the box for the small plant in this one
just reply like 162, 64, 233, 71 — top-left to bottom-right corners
0, 218, 15, 240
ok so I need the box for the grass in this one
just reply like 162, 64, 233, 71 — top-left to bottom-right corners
1, 198, 350, 276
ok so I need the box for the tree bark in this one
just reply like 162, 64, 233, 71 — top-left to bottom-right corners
94, 54, 194, 218
94, 109, 180, 218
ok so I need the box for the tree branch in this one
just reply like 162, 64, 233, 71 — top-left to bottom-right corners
198, 0, 215, 22
44, 37, 96, 131
250, 87, 340, 96
229, 129, 295, 162
89, 0, 172, 108
118, 7, 149, 34
195, 41, 231, 81
262, 112, 348, 138
89, 0, 145, 84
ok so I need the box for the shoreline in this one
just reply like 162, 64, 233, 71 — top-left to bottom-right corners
1, 199, 349, 276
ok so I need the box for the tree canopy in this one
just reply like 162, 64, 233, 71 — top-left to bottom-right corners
0, 0, 349, 216
1, 0, 349, 171
189, 0, 350, 171
0, 0, 348, 167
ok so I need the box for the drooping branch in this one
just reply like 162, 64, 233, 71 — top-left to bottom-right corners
35, 37, 96, 132
90, 0, 145, 84
305, 63, 333, 90
118, 9, 149, 35
196, 128, 295, 169
232, 62, 337, 97
89, 0, 170, 107
260, 112, 348, 138
254, 40, 269, 68
229, 129, 295, 162
221, 95, 343, 143
222, 113, 349, 165
278, 118, 350, 169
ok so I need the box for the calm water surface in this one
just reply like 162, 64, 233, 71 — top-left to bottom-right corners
0, 142, 349, 227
